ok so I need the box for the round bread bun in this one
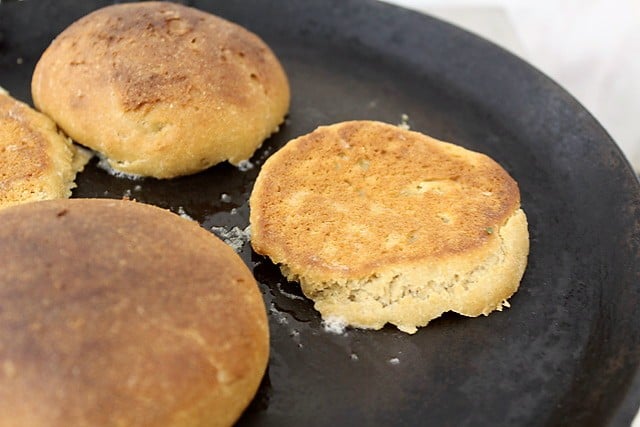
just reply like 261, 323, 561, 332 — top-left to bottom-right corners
0, 90, 88, 210
0, 199, 268, 426
250, 120, 529, 334
32, 1, 290, 179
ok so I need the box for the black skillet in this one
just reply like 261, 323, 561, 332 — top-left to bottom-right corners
1, 0, 639, 425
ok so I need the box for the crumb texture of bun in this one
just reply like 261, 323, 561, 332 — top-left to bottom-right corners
250, 120, 529, 333
0, 92, 87, 210
0, 199, 269, 427
32, 1, 290, 178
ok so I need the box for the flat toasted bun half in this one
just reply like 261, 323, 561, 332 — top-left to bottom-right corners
0, 199, 268, 427
250, 120, 529, 333
0, 91, 88, 209
32, 1, 290, 178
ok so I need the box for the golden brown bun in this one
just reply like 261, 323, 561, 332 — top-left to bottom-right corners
250, 120, 529, 333
0, 199, 268, 427
32, 1, 290, 178
0, 91, 88, 209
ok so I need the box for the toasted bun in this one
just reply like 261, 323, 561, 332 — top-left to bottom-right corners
32, 1, 290, 178
0, 199, 268, 426
250, 120, 529, 333
0, 91, 87, 209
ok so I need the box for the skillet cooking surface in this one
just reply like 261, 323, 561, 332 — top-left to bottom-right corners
1, 0, 639, 425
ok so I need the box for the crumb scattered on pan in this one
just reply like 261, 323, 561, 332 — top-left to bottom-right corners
322, 316, 347, 334
268, 302, 289, 325
97, 156, 143, 180
275, 282, 306, 301
210, 224, 251, 252
177, 206, 194, 221
237, 160, 254, 172
397, 113, 410, 130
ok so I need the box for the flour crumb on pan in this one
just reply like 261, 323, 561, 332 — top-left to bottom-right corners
250, 120, 529, 334
322, 317, 348, 334
237, 160, 255, 172
211, 224, 252, 252
96, 154, 144, 180
176, 206, 194, 221
397, 113, 410, 130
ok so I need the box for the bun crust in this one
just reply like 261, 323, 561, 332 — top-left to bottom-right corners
250, 120, 529, 333
32, 1, 290, 178
0, 199, 269, 426
0, 92, 87, 209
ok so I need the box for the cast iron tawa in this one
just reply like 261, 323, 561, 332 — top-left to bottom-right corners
1, 0, 639, 425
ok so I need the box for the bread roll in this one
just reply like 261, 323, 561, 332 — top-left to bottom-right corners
32, 1, 290, 178
0, 90, 88, 209
250, 120, 529, 333
0, 199, 269, 426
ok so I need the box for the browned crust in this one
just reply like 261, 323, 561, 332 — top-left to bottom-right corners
32, 1, 290, 178
0, 199, 269, 427
250, 120, 521, 282
0, 95, 49, 184
0, 93, 83, 208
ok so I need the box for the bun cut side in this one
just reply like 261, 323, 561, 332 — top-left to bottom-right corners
250, 120, 529, 333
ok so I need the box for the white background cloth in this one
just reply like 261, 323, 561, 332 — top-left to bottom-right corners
383, 0, 640, 173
